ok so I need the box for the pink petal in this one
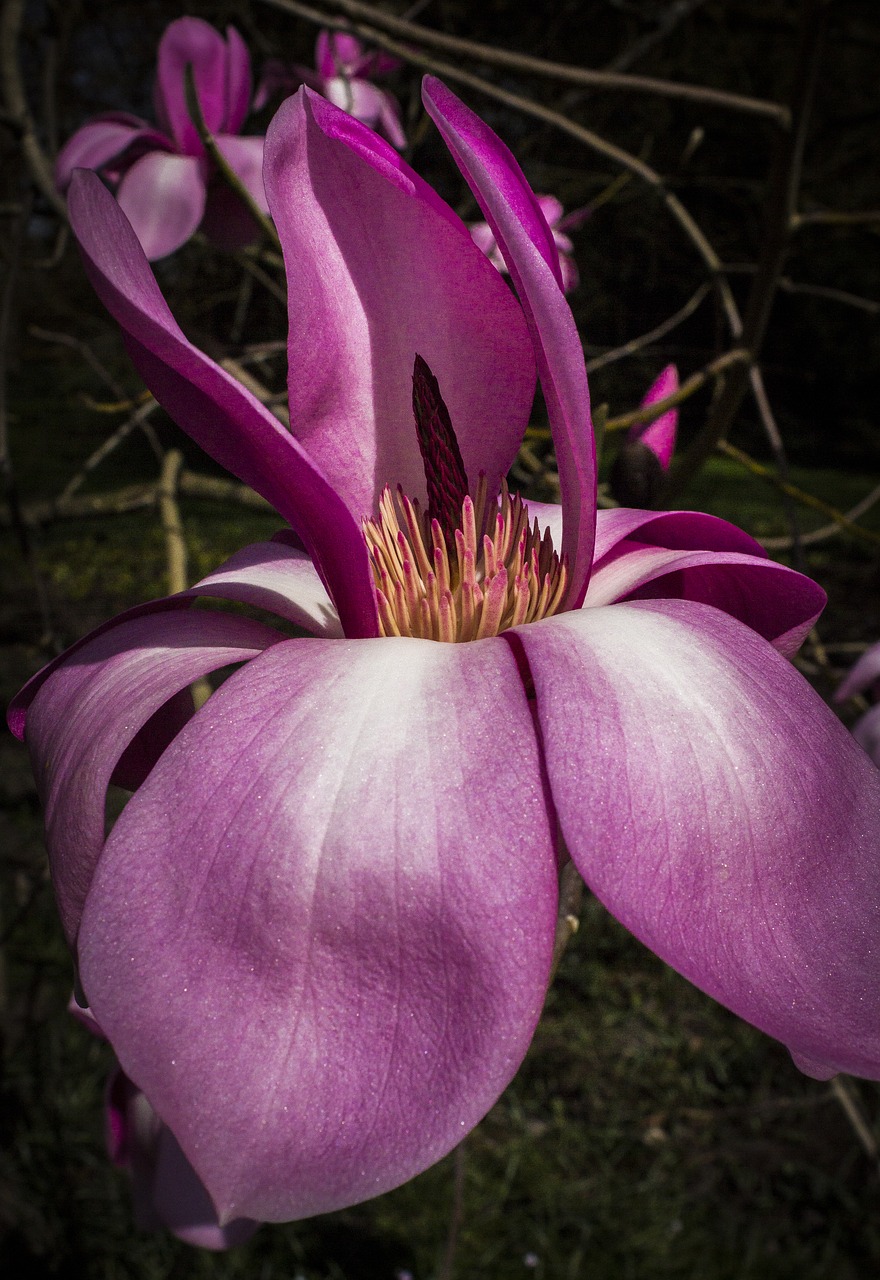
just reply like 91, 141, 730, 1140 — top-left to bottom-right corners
851, 703, 880, 768
263, 90, 536, 521
836, 640, 880, 701
593, 507, 769, 564
27, 609, 282, 946
78, 636, 558, 1222
585, 541, 825, 655
422, 78, 595, 610
55, 115, 166, 190
154, 17, 232, 154
213, 133, 267, 211
222, 25, 253, 135
107, 1068, 258, 1248
115, 151, 206, 260
190, 541, 343, 636
515, 600, 880, 1080
7, 542, 342, 745
629, 364, 678, 470
199, 134, 268, 251
316, 30, 364, 78
67, 170, 379, 639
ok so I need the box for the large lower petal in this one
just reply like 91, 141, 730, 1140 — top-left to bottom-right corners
78, 635, 558, 1222
423, 78, 595, 609
263, 90, 536, 520
515, 601, 880, 1079
67, 170, 378, 638
116, 151, 206, 261
27, 609, 282, 945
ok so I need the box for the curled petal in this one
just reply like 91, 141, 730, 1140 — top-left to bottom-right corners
515, 601, 880, 1080
593, 507, 769, 564
264, 89, 535, 520
78, 636, 558, 1222
422, 77, 595, 610
68, 170, 378, 638
26, 609, 282, 946
190, 541, 343, 636
116, 151, 206, 260
55, 115, 166, 190
585, 542, 824, 655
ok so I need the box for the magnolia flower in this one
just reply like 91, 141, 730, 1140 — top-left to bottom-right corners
55, 17, 268, 260
13, 80, 880, 1237
255, 30, 406, 148
837, 642, 880, 765
470, 194, 579, 292
609, 364, 678, 507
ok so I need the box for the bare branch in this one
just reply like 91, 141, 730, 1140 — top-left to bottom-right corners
258, 0, 790, 125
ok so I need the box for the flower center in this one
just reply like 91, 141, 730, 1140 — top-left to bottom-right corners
362, 355, 567, 642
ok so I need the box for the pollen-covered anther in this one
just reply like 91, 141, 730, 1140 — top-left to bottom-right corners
363, 476, 568, 642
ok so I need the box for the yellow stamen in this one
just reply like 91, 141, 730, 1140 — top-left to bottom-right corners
363, 476, 567, 642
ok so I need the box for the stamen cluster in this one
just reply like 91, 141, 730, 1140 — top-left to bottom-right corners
363, 476, 568, 642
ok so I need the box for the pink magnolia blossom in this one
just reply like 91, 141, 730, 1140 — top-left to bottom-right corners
55, 17, 268, 260
610, 364, 679, 506
12, 80, 880, 1237
470, 194, 579, 293
837, 642, 880, 765
255, 30, 406, 148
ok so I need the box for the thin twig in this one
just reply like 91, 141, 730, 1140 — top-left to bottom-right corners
762, 480, 880, 549
830, 1076, 880, 1177
158, 449, 188, 595
260, 0, 744, 343
183, 66, 281, 252
792, 209, 880, 230
604, 349, 751, 433
437, 1142, 467, 1280
0, 0, 67, 218
259, 0, 790, 124
586, 281, 712, 373
550, 859, 584, 981
0, 202, 58, 647
665, 0, 827, 501
718, 441, 880, 549
58, 400, 162, 503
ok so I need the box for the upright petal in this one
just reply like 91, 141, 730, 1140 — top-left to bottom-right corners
78, 636, 558, 1222
116, 151, 206, 261
264, 90, 536, 520
67, 170, 379, 638
423, 77, 595, 607
222, 25, 253, 134
316, 31, 364, 78
27, 609, 282, 945
154, 17, 234, 155
515, 601, 880, 1080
